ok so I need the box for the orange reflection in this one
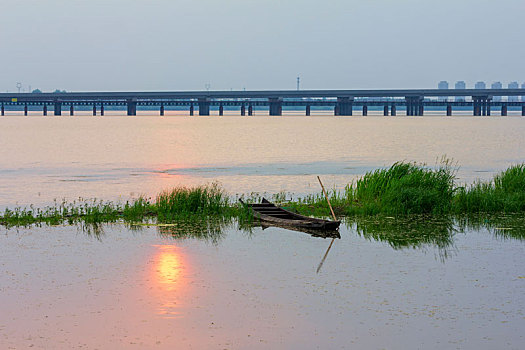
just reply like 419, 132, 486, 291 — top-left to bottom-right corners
157, 249, 181, 289
151, 244, 190, 318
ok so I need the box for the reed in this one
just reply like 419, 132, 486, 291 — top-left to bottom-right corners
2, 163, 525, 229
155, 183, 230, 221
348, 161, 456, 215
453, 164, 525, 213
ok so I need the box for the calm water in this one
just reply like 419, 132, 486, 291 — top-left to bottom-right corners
1, 114, 525, 349
1, 114, 524, 207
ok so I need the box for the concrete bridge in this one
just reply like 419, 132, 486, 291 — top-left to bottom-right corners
1, 89, 524, 116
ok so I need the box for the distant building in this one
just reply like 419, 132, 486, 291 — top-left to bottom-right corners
455, 81, 466, 102
491, 82, 502, 102
438, 81, 449, 89
438, 81, 449, 101
508, 82, 519, 102
522, 82, 525, 102
475, 81, 486, 89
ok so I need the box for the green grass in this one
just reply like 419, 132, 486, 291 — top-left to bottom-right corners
155, 183, 230, 221
347, 160, 456, 215
453, 164, 525, 213
288, 160, 457, 216
2, 162, 525, 229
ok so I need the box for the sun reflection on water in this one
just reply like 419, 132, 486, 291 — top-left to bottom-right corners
151, 244, 189, 319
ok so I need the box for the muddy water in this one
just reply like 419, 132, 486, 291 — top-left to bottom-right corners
0, 115, 524, 207
1, 220, 524, 349
1, 115, 525, 349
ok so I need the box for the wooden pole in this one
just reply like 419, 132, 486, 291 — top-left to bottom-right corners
317, 237, 335, 273
317, 176, 337, 221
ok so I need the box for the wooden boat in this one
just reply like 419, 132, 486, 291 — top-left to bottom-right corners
240, 198, 341, 231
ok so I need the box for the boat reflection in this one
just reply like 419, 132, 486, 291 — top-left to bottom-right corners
262, 223, 340, 239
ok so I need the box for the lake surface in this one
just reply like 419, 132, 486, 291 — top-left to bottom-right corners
1, 114, 524, 349
1, 114, 524, 207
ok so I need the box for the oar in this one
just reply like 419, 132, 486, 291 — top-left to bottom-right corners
316, 237, 335, 273
316, 176, 338, 273
317, 176, 337, 221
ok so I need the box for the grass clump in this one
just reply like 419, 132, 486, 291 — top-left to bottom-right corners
2, 162, 525, 229
155, 183, 230, 221
454, 164, 525, 213
346, 161, 456, 215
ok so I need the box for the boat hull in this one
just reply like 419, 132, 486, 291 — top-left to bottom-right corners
242, 198, 341, 232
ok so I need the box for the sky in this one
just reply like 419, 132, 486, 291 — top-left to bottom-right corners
1, 0, 524, 92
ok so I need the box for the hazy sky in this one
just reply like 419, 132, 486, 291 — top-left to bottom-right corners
1, 0, 524, 92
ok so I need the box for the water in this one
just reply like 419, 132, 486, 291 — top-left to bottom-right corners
1, 114, 525, 349
1, 115, 524, 207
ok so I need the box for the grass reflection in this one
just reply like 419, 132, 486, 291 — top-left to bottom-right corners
20, 211, 525, 262
456, 214, 525, 241
350, 216, 457, 255
154, 217, 233, 245
347, 213, 525, 261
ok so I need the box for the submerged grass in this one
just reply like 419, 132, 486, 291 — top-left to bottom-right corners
2, 162, 525, 228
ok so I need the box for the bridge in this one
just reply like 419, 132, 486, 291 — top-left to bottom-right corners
1, 89, 525, 116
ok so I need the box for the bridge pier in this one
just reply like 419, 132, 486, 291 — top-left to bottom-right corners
269, 98, 282, 116
24, 104, 28, 116
127, 99, 137, 116
54, 101, 62, 116
362, 105, 368, 116
446, 104, 452, 116
405, 96, 423, 116
241, 104, 245, 116
198, 98, 210, 116
473, 96, 491, 116
391, 105, 396, 116
522, 105, 525, 116
334, 105, 338, 116
190, 104, 194, 116
383, 105, 388, 116
306, 105, 310, 116
93, 104, 97, 116
101, 104, 104, 116
160, 104, 164, 116
501, 104, 508, 116
43, 105, 47, 116
219, 104, 224, 116
336, 97, 353, 116
1, 104, 4, 116
70, 105, 74, 116
248, 104, 253, 116
473, 98, 480, 116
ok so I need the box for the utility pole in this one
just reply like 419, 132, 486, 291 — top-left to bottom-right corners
297, 76, 300, 91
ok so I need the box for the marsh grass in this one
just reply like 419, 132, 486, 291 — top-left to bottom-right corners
288, 160, 457, 216
347, 160, 457, 215
2, 162, 525, 229
454, 164, 525, 213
